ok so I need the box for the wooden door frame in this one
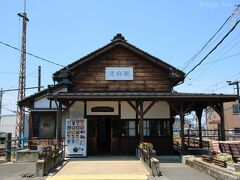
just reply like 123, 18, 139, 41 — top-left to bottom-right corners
86, 115, 119, 155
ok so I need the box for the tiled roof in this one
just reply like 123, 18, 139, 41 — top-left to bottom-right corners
47, 92, 237, 101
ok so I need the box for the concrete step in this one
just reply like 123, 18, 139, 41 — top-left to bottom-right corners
46, 175, 148, 180
157, 155, 181, 163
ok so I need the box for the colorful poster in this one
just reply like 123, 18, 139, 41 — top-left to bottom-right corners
65, 118, 87, 157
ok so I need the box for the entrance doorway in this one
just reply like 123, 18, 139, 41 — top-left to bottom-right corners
97, 117, 111, 154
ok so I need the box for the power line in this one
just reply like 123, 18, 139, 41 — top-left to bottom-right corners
0, 40, 64, 67
189, 36, 240, 81
181, 49, 240, 79
186, 19, 240, 77
182, 6, 238, 71
203, 72, 240, 92
183, 5, 240, 72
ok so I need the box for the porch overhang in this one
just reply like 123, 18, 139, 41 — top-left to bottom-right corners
47, 92, 237, 102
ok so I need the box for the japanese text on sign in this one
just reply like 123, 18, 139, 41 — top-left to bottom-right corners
105, 67, 133, 80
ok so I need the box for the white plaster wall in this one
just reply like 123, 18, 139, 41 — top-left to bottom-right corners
121, 101, 136, 119
34, 88, 67, 108
143, 101, 170, 119
87, 101, 118, 115
34, 97, 51, 108
69, 101, 85, 118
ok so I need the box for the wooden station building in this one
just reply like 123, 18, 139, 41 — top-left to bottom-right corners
19, 34, 237, 155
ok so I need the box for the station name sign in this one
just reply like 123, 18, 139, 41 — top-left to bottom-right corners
105, 67, 133, 80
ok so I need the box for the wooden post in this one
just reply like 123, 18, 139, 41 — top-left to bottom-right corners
28, 112, 33, 149
59, 102, 62, 147
127, 100, 155, 142
168, 101, 194, 152
179, 112, 185, 151
196, 108, 203, 148
187, 129, 190, 147
5, 133, 12, 162
139, 101, 144, 142
218, 127, 221, 141
220, 103, 226, 141
56, 102, 62, 147
212, 103, 225, 141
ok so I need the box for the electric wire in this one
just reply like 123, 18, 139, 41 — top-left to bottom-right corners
0, 41, 64, 67
190, 35, 240, 81
183, 5, 240, 72
185, 20, 240, 77
182, 15, 232, 71
203, 72, 240, 92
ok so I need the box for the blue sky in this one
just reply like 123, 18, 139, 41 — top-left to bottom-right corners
1, 0, 240, 114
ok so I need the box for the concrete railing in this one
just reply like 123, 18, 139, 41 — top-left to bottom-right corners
35, 144, 65, 177
136, 142, 161, 177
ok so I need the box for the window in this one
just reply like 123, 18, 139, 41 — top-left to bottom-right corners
42, 121, 49, 128
232, 104, 240, 114
91, 106, 114, 112
144, 120, 170, 137
32, 112, 56, 138
144, 120, 150, 136
121, 120, 136, 137
234, 128, 240, 134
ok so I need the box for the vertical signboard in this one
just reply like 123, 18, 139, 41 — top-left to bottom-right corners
65, 118, 87, 157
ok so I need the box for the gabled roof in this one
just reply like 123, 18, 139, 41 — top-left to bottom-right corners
18, 82, 67, 108
52, 33, 185, 84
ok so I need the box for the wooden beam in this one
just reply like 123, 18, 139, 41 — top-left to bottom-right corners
127, 101, 140, 114
127, 100, 155, 142
143, 101, 155, 116
168, 102, 179, 114
184, 102, 195, 114
212, 103, 221, 115
68, 101, 76, 108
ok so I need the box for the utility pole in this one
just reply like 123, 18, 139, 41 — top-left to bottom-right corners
38, 66, 41, 92
227, 81, 240, 98
16, 0, 29, 149
0, 87, 43, 118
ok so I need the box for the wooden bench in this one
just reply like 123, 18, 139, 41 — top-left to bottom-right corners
219, 143, 231, 154
228, 144, 240, 163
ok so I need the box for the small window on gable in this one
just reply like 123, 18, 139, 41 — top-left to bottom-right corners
232, 104, 240, 115
42, 121, 49, 128
91, 106, 114, 112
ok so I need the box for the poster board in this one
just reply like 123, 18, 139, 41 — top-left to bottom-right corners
65, 118, 87, 157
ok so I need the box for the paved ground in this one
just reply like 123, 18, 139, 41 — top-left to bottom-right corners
0, 156, 216, 180
157, 162, 215, 180
0, 162, 45, 180
47, 156, 149, 180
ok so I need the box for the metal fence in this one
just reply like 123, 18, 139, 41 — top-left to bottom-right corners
0, 133, 65, 164
173, 130, 240, 153
185, 129, 240, 141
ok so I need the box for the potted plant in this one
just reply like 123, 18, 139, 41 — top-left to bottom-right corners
226, 161, 240, 172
